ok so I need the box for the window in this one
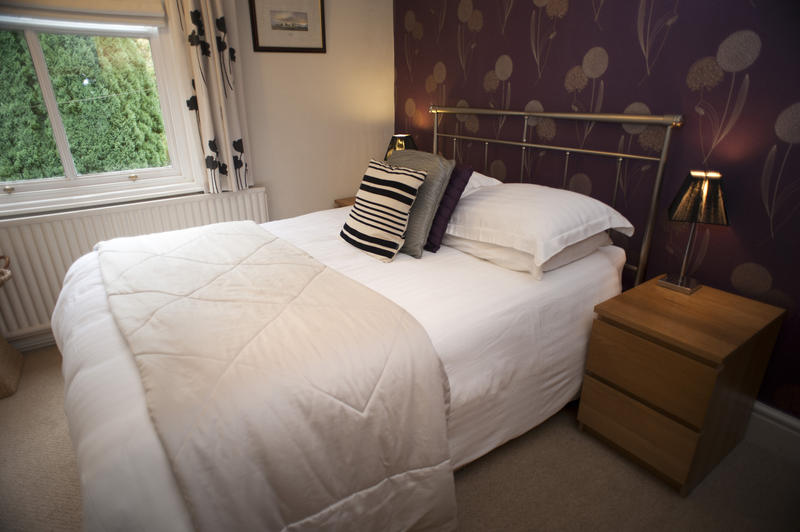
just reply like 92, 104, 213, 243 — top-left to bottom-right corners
0, 15, 202, 217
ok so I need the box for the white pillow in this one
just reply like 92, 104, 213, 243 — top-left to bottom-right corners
445, 183, 633, 267
442, 232, 612, 279
460, 170, 502, 198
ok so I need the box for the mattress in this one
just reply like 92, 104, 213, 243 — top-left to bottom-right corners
53, 207, 624, 529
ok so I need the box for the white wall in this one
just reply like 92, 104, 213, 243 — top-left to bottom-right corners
234, 0, 395, 220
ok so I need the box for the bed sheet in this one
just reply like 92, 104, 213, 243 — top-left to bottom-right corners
267, 208, 625, 466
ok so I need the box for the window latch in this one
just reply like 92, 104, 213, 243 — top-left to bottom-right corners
3, 186, 14, 194
129, 174, 139, 182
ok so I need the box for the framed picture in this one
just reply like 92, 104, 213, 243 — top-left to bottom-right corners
249, 0, 326, 53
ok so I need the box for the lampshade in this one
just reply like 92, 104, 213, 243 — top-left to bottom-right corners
668, 170, 729, 226
384, 134, 417, 160
658, 169, 729, 295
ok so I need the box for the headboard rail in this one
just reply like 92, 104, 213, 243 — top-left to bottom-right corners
428, 105, 684, 285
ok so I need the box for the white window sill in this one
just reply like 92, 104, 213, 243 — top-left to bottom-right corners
0, 181, 204, 219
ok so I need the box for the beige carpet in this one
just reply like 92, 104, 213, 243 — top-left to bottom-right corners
0, 346, 81, 532
1, 347, 798, 531
455, 405, 800, 531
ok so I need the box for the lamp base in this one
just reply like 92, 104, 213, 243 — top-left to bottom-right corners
657, 274, 701, 295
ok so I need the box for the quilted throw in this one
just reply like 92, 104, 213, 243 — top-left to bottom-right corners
95, 221, 456, 531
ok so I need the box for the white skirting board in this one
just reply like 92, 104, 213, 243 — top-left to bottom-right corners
9, 330, 55, 352
0, 189, 269, 341
745, 401, 800, 465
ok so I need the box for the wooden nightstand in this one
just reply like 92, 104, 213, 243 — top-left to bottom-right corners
334, 196, 356, 208
577, 275, 785, 495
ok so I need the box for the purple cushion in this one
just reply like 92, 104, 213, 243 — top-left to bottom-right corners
424, 164, 473, 252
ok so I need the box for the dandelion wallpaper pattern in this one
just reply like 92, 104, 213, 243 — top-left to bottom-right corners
394, 0, 800, 417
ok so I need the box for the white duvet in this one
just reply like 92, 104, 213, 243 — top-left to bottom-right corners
89, 221, 456, 531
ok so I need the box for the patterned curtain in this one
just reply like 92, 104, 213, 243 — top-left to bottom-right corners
175, 0, 250, 193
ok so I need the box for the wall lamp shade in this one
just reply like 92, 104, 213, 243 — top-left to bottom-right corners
658, 170, 729, 294
384, 134, 417, 160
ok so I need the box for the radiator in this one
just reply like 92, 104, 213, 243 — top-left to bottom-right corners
0, 188, 269, 344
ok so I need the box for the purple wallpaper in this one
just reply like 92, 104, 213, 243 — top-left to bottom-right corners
394, 0, 800, 417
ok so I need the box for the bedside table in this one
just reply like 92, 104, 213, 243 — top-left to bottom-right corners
577, 275, 785, 495
334, 196, 356, 208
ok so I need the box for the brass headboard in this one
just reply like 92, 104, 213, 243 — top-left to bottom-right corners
428, 106, 683, 285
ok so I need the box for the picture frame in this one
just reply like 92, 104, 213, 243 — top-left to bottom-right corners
249, 0, 326, 53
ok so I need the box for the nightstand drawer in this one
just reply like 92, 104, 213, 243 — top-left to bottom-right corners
579, 376, 699, 486
586, 319, 718, 429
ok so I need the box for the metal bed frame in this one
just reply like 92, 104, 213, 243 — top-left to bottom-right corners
428, 106, 683, 285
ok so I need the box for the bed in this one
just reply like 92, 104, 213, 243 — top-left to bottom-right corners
52, 107, 683, 531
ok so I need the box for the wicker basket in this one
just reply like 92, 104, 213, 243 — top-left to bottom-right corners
0, 255, 22, 399
0, 255, 10, 286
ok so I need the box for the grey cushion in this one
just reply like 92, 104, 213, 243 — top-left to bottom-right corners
388, 150, 455, 258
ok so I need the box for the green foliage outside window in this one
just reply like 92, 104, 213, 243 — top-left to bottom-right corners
0, 30, 62, 180
0, 30, 170, 182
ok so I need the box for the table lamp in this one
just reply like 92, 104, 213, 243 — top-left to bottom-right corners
384, 134, 417, 160
658, 170, 729, 294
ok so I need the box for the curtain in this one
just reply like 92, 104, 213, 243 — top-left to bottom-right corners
175, 0, 250, 193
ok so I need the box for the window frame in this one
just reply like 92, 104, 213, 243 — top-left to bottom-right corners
0, 15, 204, 217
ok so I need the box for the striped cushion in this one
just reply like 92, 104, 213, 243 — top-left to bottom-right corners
340, 159, 427, 261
